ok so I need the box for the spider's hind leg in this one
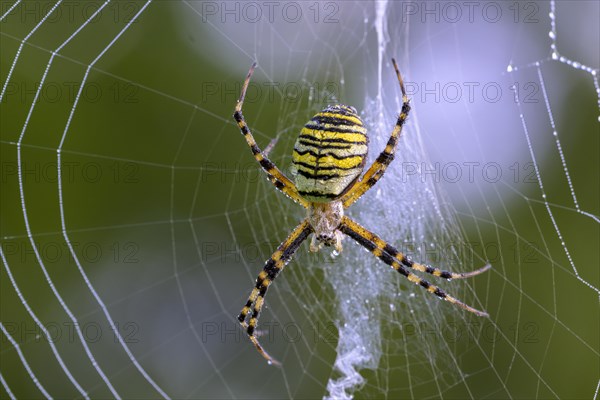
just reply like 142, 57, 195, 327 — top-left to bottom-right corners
341, 58, 411, 208
233, 62, 309, 208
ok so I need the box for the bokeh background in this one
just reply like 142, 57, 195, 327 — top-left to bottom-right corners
1, 1, 598, 399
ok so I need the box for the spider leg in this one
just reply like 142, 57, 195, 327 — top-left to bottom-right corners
340, 217, 490, 279
338, 216, 489, 317
341, 58, 410, 208
263, 137, 278, 157
238, 219, 313, 365
233, 62, 310, 208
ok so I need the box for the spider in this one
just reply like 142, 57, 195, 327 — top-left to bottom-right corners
234, 59, 491, 365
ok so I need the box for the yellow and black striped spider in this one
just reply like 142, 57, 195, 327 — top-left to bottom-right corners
234, 59, 491, 365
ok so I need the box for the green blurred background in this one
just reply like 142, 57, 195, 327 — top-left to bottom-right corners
1, 1, 598, 399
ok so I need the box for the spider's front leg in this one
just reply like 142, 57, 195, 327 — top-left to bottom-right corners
339, 216, 490, 316
238, 219, 313, 365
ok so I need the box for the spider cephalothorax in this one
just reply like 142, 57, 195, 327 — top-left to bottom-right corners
233, 59, 491, 365
307, 200, 344, 252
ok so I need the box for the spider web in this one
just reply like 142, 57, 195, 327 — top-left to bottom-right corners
1, 1, 598, 399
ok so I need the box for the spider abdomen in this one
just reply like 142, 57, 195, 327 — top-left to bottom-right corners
292, 105, 368, 202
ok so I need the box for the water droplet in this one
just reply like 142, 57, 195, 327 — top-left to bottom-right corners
553, 131, 558, 136
549, 12, 554, 19
552, 52, 558, 60
548, 31, 556, 39
506, 64, 513, 72
390, 303, 396, 311
573, 62, 581, 69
